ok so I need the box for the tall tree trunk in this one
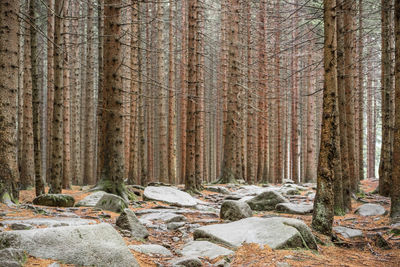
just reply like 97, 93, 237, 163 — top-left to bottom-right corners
0, 0, 20, 203
274, 0, 282, 184
291, 3, 299, 184
391, 0, 400, 222
358, 0, 364, 182
180, 0, 188, 184
30, 0, 45, 196
96, 0, 104, 182
168, 0, 177, 185
21, 0, 35, 190
379, 0, 394, 197
312, 0, 339, 236
219, 0, 241, 183
49, 0, 64, 194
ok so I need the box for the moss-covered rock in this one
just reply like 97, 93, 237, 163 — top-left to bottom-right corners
33, 194, 75, 207
95, 193, 129, 213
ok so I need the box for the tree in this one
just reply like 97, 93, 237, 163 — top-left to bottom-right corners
30, 0, 45, 196
49, 0, 64, 194
312, 0, 340, 235
0, 0, 20, 203
219, 0, 241, 184
379, 0, 394, 197
391, 0, 400, 223
96, 0, 128, 199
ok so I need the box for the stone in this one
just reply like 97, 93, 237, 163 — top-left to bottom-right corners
0, 248, 27, 267
333, 226, 363, 239
129, 244, 172, 256
282, 179, 294, 184
275, 203, 313, 215
167, 222, 186, 230
32, 194, 75, 207
206, 186, 230, 195
179, 241, 233, 260
10, 223, 32, 230
355, 203, 386, 216
246, 191, 289, 211
276, 262, 291, 267
220, 200, 252, 221
193, 217, 317, 249
170, 257, 202, 267
47, 263, 60, 267
0, 218, 96, 228
139, 212, 186, 225
215, 259, 230, 267
143, 186, 198, 207
95, 193, 129, 213
0, 223, 138, 267
75, 191, 107, 207
116, 209, 149, 239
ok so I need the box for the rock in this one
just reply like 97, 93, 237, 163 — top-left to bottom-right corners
179, 241, 233, 260
276, 262, 291, 267
215, 259, 230, 267
143, 186, 198, 207
0, 218, 96, 228
246, 191, 289, 211
355, 203, 386, 216
0, 248, 27, 267
129, 244, 172, 256
193, 217, 317, 249
170, 257, 202, 267
282, 179, 294, 184
47, 263, 60, 267
32, 194, 75, 207
10, 223, 32, 230
220, 200, 252, 221
333, 226, 363, 239
116, 209, 149, 239
95, 193, 129, 213
275, 203, 313, 215
167, 222, 186, 230
75, 191, 107, 207
139, 212, 186, 225
0, 223, 139, 267
207, 186, 230, 195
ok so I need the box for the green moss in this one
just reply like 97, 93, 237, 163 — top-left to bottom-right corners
334, 207, 346, 216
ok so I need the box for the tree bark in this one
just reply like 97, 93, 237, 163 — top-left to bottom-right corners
312, 0, 339, 236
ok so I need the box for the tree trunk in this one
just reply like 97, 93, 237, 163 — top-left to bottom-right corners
180, 0, 188, 184
0, 0, 20, 203
274, 0, 282, 184
312, 0, 339, 236
379, 0, 394, 197
358, 0, 364, 182
97, 0, 127, 199
49, 0, 64, 194
391, 0, 400, 222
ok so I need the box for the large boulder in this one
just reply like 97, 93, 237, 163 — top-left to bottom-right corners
143, 186, 197, 207
75, 191, 107, 207
206, 186, 230, 195
355, 203, 386, 216
275, 203, 313, 215
179, 241, 233, 260
95, 193, 129, 213
0, 223, 139, 267
193, 217, 317, 250
0, 218, 96, 228
116, 209, 149, 239
32, 194, 75, 207
246, 191, 289, 211
220, 200, 252, 221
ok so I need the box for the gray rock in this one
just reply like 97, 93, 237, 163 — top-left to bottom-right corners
171, 257, 202, 267
179, 241, 233, 260
129, 244, 172, 256
282, 179, 294, 184
0, 218, 96, 228
276, 262, 291, 267
220, 200, 252, 221
167, 222, 186, 230
116, 209, 149, 239
333, 226, 363, 238
143, 186, 198, 207
193, 217, 317, 249
0, 248, 26, 267
275, 203, 313, 215
95, 193, 129, 213
32, 194, 75, 207
207, 186, 230, 195
139, 212, 186, 225
47, 263, 60, 267
0, 223, 139, 267
215, 259, 230, 267
10, 223, 32, 230
355, 203, 386, 216
246, 191, 289, 211
75, 191, 107, 207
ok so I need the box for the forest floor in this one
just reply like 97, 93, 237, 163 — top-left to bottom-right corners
1, 178, 400, 267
